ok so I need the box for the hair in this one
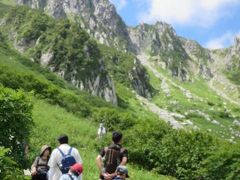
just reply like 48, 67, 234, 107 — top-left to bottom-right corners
58, 134, 68, 144
112, 131, 122, 144
72, 171, 80, 177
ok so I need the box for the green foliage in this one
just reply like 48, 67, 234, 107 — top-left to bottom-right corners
100, 45, 134, 86
3, 6, 107, 84
0, 147, 25, 179
92, 108, 136, 131
125, 120, 173, 170
200, 143, 240, 180
157, 131, 217, 179
0, 86, 33, 166
125, 119, 224, 179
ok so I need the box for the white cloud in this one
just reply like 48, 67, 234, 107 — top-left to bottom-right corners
205, 31, 240, 49
139, 0, 239, 27
110, 0, 127, 10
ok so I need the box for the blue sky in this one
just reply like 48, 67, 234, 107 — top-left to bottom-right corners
110, 0, 240, 49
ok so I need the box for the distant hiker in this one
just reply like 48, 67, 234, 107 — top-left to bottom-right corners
31, 145, 51, 180
59, 163, 83, 180
96, 131, 128, 180
97, 123, 106, 139
48, 134, 83, 180
112, 166, 129, 180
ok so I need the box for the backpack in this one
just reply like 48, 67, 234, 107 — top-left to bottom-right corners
104, 145, 125, 174
58, 147, 76, 174
32, 157, 48, 180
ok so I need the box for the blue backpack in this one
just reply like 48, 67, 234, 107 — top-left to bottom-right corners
58, 147, 76, 174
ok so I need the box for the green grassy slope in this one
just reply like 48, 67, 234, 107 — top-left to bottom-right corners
146, 63, 240, 141
0, 28, 171, 180
31, 99, 172, 180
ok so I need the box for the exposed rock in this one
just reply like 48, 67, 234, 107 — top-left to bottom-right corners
129, 22, 190, 81
40, 51, 53, 67
17, 0, 135, 52
130, 59, 152, 99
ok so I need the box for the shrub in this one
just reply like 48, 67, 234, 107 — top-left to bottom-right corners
199, 143, 240, 180
92, 108, 136, 131
125, 119, 173, 170
0, 147, 25, 179
0, 86, 33, 166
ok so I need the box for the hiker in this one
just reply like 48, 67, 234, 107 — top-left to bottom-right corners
112, 166, 129, 180
59, 163, 83, 180
31, 145, 51, 180
48, 134, 83, 180
96, 131, 128, 180
97, 123, 106, 139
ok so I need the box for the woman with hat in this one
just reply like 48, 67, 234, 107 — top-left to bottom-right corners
31, 145, 52, 180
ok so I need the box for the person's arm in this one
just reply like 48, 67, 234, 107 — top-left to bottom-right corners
120, 149, 128, 165
120, 157, 127, 165
96, 155, 103, 174
31, 157, 38, 175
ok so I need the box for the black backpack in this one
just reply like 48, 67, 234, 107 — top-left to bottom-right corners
31, 157, 48, 180
104, 145, 125, 174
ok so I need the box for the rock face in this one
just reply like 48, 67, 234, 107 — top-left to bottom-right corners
130, 59, 152, 98
129, 22, 191, 81
16, 0, 134, 52
180, 38, 213, 80
226, 37, 240, 71
16, 0, 216, 82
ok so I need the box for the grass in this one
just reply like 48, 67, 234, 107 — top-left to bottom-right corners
146, 62, 240, 140
29, 98, 172, 180
0, 29, 172, 179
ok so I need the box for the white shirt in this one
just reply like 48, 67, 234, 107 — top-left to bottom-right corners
97, 126, 106, 137
60, 173, 82, 180
48, 144, 83, 180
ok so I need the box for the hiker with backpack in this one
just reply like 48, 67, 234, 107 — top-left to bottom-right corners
31, 145, 51, 180
48, 134, 83, 180
96, 131, 128, 180
59, 163, 83, 180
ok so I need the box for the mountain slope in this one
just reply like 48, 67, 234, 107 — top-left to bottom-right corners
1, 2, 240, 179
0, 6, 153, 103
16, 0, 135, 51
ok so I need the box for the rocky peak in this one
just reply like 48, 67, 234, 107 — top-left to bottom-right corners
128, 21, 190, 81
226, 36, 240, 71
16, 0, 134, 51
128, 21, 178, 54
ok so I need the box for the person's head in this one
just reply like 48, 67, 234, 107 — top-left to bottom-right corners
58, 134, 68, 144
112, 131, 122, 144
70, 163, 83, 177
116, 165, 129, 179
40, 145, 51, 158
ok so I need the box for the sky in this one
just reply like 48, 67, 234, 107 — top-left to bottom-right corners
110, 0, 240, 49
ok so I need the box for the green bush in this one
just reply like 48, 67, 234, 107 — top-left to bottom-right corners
199, 143, 240, 180
125, 120, 221, 179
0, 86, 33, 166
157, 131, 217, 179
92, 108, 136, 131
125, 120, 173, 170
0, 147, 25, 179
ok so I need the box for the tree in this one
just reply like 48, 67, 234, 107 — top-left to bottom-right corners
0, 86, 33, 166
